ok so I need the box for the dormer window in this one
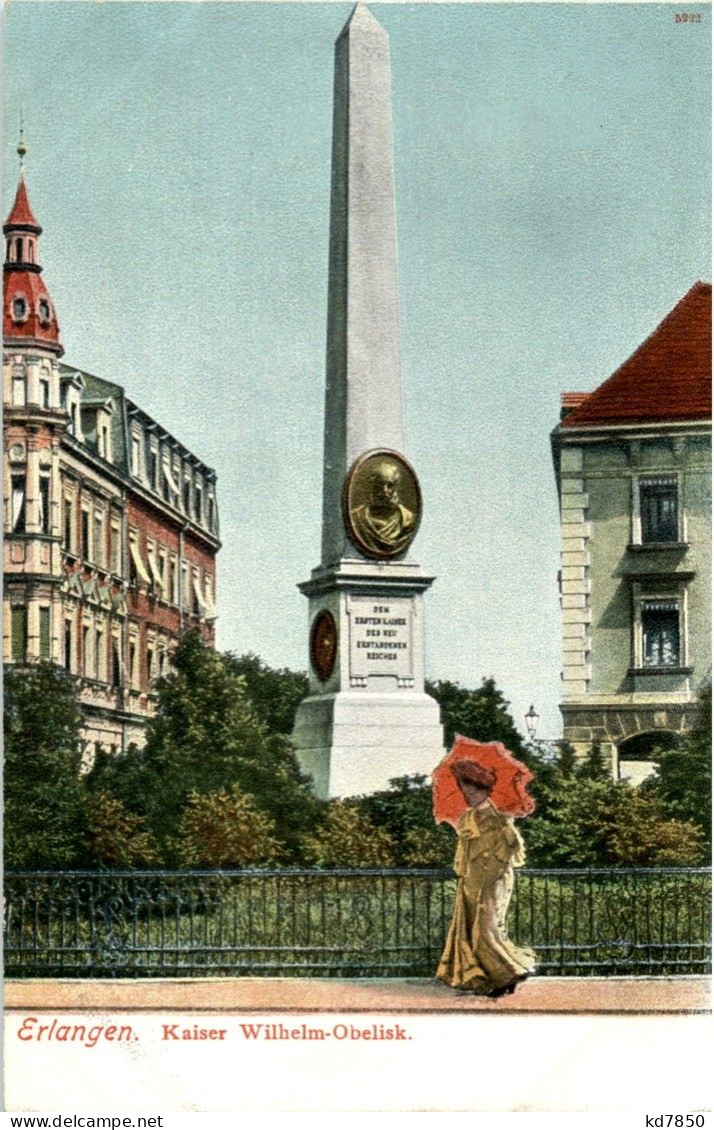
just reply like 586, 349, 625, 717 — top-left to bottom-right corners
12, 296, 27, 322
38, 298, 51, 325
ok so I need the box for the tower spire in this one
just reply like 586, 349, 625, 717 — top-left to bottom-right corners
17, 113, 27, 169
3, 135, 62, 356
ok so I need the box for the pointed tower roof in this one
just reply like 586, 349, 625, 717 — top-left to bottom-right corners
562, 282, 711, 427
3, 156, 62, 355
4, 175, 41, 233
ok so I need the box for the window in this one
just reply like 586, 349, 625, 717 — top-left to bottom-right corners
131, 435, 141, 476
39, 607, 51, 659
15, 238, 22, 262
39, 476, 50, 535
12, 296, 27, 321
129, 532, 151, 585
95, 626, 105, 681
194, 482, 203, 524
11, 607, 27, 662
39, 378, 50, 408
111, 522, 122, 574
207, 494, 215, 532
192, 570, 202, 616
183, 477, 192, 515
181, 563, 189, 610
167, 556, 177, 604
70, 403, 78, 435
64, 619, 73, 671
10, 474, 26, 532
12, 374, 26, 406
639, 478, 678, 544
147, 642, 155, 683
38, 298, 50, 323
642, 600, 680, 668
129, 639, 139, 689
81, 509, 90, 559
111, 639, 122, 687
63, 498, 74, 551
82, 624, 91, 677
147, 443, 158, 490
94, 513, 104, 566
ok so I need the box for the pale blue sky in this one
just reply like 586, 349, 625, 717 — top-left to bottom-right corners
4, 2, 710, 740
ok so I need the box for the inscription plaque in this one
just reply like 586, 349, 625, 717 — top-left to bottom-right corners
348, 595, 413, 678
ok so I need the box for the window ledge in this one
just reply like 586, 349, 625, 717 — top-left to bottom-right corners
8, 531, 60, 542
627, 542, 689, 552
628, 666, 693, 677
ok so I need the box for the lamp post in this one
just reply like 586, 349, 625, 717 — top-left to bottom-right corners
524, 704, 540, 742
524, 704, 559, 761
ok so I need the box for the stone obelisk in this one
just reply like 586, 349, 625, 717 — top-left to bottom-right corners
292, 3, 444, 799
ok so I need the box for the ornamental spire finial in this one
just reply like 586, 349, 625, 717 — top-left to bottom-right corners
17, 114, 27, 168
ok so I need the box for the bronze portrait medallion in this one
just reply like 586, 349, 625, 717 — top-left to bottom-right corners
310, 609, 338, 682
342, 449, 422, 559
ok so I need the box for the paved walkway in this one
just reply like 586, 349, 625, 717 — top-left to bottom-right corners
5, 976, 710, 1014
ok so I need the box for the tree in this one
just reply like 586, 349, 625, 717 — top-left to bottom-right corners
4, 664, 87, 869
605, 791, 706, 867
83, 792, 159, 868
519, 736, 709, 868
426, 677, 528, 757
301, 801, 396, 867
174, 786, 284, 868
101, 631, 322, 863
578, 740, 611, 782
225, 653, 308, 736
643, 681, 712, 849
353, 775, 453, 867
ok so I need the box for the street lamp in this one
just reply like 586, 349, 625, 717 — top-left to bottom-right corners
524, 704, 560, 762
524, 704, 540, 741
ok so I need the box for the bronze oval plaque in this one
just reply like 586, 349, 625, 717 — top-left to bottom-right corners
310, 609, 338, 682
343, 449, 422, 559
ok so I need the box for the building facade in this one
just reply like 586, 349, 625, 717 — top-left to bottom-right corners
3, 164, 220, 761
551, 282, 711, 783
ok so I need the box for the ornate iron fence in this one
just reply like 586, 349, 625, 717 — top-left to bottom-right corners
4, 867, 711, 979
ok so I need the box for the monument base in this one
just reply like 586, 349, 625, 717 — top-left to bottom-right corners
293, 689, 445, 798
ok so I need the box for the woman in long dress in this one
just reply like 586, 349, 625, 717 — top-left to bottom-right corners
436, 759, 536, 997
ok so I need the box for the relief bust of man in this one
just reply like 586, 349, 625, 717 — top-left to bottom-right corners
343, 450, 421, 559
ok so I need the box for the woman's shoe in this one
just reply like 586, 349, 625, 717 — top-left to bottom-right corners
487, 980, 518, 999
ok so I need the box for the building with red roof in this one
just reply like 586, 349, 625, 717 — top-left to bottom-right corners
551, 283, 712, 782
3, 152, 220, 760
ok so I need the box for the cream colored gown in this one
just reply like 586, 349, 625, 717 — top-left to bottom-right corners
437, 800, 536, 992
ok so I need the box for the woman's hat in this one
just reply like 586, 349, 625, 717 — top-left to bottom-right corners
450, 759, 497, 790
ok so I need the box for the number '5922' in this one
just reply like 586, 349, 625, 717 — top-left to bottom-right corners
675, 12, 702, 21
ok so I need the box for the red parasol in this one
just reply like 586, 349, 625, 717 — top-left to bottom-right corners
433, 735, 536, 827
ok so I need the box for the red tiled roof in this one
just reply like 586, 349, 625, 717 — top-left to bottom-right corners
562, 282, 712, 427
3, 176, 41, 232
3, 269, 61, 350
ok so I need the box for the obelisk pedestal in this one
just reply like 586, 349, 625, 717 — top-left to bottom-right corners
292, 4, 444, 799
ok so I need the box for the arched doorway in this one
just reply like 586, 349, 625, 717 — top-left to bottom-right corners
617, 730, 681, 786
